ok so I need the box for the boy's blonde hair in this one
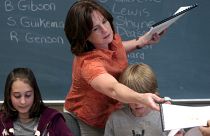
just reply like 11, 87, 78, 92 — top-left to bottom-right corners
119, 63, 158, 94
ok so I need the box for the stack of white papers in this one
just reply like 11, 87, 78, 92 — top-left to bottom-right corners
144, 4, 198, 40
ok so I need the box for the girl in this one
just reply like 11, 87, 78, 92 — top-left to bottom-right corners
0, 68, 73, 136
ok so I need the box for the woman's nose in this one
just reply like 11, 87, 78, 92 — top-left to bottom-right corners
100, 24, 108, 33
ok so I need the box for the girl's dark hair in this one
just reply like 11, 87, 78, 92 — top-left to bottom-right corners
0, 68, 45, 119
64, 0, 115, 55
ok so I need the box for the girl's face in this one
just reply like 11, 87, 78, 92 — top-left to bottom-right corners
129, 103, 151, 117
11, 79, 34, 119
87, 10, 113, 49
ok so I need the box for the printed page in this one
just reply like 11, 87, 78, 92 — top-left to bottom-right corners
161, 104, 210, 131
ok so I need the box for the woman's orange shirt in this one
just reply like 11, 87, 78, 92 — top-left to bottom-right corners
64, 34, 128, 128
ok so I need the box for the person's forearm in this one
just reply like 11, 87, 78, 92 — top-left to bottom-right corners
108, 82, 162, 111
90, 73, 163, 110
109, 82, 144, 104
122, 36, 147, 53
91, 73, 143, 104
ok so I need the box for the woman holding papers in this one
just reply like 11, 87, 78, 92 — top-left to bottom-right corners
64, 0, 165, 135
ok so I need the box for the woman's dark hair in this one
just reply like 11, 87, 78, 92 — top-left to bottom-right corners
64, 0, 115, 55
0, 68, 45, 119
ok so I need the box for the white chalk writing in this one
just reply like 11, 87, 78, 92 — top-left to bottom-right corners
3, 0, 66, 46
5, 0, 56, 12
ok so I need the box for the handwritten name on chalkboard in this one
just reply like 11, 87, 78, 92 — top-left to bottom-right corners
99, 0, 162, 61
3, 0, 65, 45
107, 0, 161, 38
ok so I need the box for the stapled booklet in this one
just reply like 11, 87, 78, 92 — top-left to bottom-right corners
159, 104, 210, 132
144, 4, 198, 40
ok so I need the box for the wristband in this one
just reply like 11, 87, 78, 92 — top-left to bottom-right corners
136, 45, 142, 49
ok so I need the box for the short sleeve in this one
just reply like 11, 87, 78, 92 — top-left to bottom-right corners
81, 58, 107, 83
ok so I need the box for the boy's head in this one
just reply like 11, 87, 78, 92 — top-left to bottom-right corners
119, 63, 158, 94
119, 63, 159, 116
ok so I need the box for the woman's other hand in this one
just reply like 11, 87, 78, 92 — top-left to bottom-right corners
142, 29, 167, 45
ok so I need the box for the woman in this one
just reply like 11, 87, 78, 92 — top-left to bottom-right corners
0, 68, 73, 136
64, 0, 165, 135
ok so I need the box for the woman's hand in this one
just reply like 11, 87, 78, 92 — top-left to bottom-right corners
138, 29, 167, 48
123, 29, 166, 52
141, 93, 165, 111
148, 29, 166, 44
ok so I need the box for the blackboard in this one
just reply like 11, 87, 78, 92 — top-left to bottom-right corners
0, 0, 210, 100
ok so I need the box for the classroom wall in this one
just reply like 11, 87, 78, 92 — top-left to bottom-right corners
0, 0, 210, 100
